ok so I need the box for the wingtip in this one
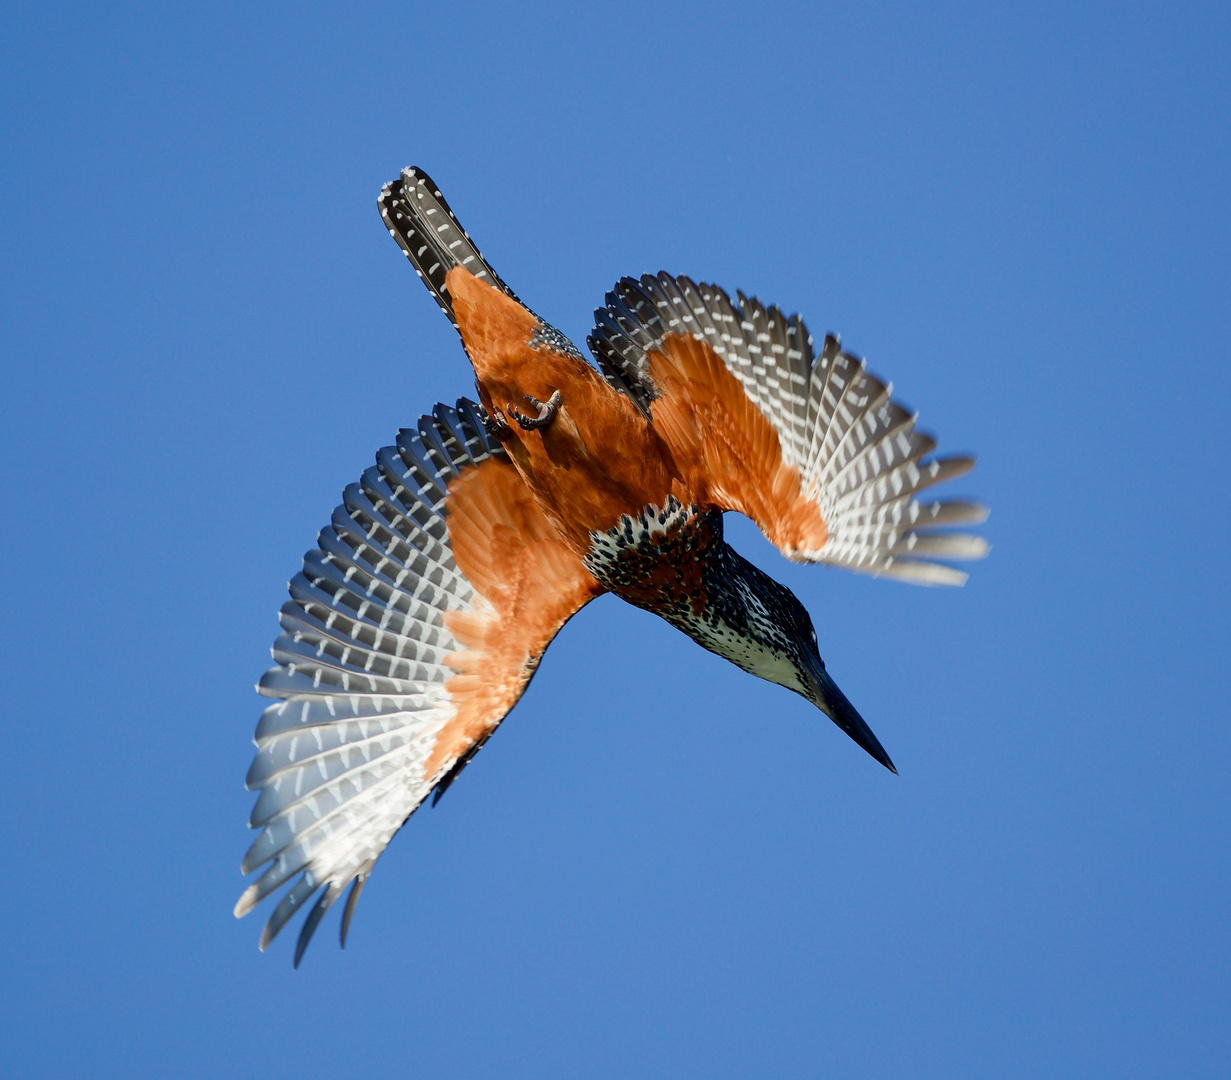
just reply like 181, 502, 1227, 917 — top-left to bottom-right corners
293, 886, 338, 968
340, 875, 367, 949
234, 886, 258, 920
957, 501, 991, 527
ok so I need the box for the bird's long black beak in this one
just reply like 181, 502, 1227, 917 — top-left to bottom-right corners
805, 659, 897, 774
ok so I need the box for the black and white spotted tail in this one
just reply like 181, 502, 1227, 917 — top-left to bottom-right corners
378, 167, 523, 331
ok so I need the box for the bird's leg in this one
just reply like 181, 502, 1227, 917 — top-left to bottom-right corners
480, 403, 511, 439
507, 390, 562, 431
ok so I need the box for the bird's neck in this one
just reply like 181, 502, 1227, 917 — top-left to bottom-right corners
684, 541, 811, 694
583, 502, 808, 694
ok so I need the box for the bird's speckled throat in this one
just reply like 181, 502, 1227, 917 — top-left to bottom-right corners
585, 501, 818, 696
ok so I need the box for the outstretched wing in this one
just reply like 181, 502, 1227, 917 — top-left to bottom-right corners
588, 274, 988, 585
237, 399, 602, 964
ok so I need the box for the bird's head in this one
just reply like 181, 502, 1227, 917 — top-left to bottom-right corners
695, 542, 897, 774
586, 502, 896, 773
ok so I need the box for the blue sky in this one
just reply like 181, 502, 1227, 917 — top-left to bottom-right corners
2, 2, 1228, 1077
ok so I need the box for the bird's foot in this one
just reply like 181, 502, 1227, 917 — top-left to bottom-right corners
507, 390, 562, 431
480, 404, 511, 439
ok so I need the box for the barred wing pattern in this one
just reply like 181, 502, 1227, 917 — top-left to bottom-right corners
236, 398, 600, 964
589, 274, 988, 584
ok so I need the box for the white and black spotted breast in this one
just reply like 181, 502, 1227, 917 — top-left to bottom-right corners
588, 501, 817, 695
583, 498, 720, 624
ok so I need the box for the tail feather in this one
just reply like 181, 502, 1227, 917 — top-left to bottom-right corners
378, 167, 521, 329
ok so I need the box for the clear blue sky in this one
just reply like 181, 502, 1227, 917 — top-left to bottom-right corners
2, 3, 1228, 1077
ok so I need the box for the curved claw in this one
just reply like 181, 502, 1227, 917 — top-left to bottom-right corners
480, 405, 510, 439
507, 390, 562, 431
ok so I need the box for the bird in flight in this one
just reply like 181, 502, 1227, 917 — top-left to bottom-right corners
236, 167, 988, 965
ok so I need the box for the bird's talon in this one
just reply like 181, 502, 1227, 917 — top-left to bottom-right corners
480, 405, 511, 439
508, 390, 562, 431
